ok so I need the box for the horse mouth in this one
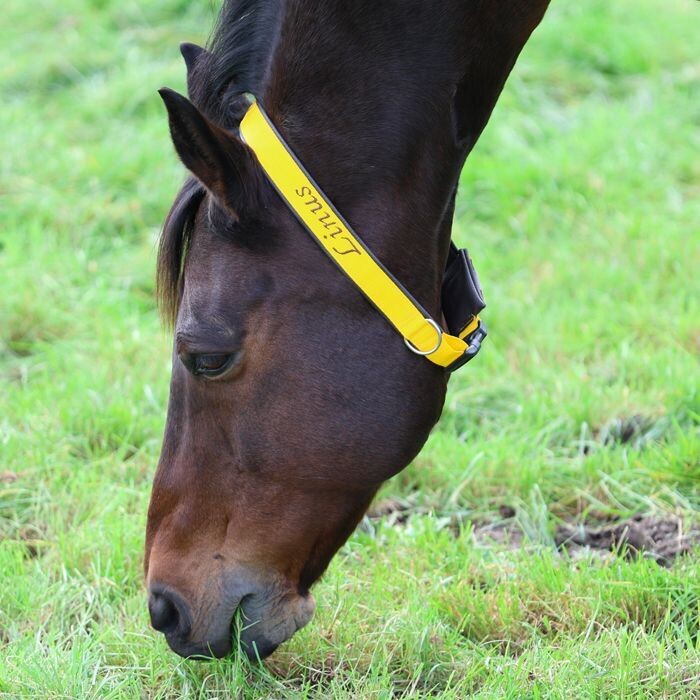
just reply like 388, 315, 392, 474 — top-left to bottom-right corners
158, 590, 315, 661
163, 621, 282, 661
164, 633, 234, 660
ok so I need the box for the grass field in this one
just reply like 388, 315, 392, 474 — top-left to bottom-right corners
1, 0, 699, 697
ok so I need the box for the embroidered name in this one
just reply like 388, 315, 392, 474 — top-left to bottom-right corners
295, 186, 361, 256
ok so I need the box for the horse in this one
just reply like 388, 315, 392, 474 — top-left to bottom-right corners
145, 0, 550, 660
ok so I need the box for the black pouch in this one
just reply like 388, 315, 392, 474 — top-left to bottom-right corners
441, 243, 486, 337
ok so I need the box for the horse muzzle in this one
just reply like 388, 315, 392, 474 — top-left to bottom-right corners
147, 579, 316, 660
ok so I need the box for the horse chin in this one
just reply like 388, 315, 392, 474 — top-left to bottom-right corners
238, 589, 317, 660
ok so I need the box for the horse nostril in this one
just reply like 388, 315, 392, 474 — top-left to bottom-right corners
149, 591, 180, 634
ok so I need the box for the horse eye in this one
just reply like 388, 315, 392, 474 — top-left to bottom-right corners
180, 352, 240, 379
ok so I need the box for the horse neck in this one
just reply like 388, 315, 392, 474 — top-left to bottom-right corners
259, 1, 469, 310
255, 0, 550, 310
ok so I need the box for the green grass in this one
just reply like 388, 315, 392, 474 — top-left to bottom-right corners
1, 0, 698, 697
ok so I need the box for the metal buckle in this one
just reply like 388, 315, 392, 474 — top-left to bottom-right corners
446, 320, 488, 373
404, 318, 443, 356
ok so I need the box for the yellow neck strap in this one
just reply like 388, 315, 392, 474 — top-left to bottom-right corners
239, 101, 482, 370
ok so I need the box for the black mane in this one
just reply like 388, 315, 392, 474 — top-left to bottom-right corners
156, 178, 205, 324
191, 0, 281, 125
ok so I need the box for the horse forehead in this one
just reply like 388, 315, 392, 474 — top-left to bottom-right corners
177, 254, 277, 339
179, 270, 236, 315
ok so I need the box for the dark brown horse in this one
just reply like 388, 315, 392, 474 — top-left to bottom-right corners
146, 0, 550, 660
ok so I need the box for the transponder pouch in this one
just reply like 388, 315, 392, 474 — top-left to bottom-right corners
441, 244, 487, 368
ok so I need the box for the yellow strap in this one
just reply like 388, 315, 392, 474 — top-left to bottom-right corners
239, 101, 468, 368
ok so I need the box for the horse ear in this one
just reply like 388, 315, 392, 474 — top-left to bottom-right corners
158, 87, 258, 218
179, 42, 210, 99
180, 42, 208, 73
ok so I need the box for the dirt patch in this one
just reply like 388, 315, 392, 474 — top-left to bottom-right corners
595, 414, 667, 450
17, 525, 46, 559
555, 515, 699, 566
0, 521, 47, 559
472, 521, 525, 549
474, 514, 700, 565
367, 497, 414, 522
367, 499, 699, 566
473, 514, 700, 566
